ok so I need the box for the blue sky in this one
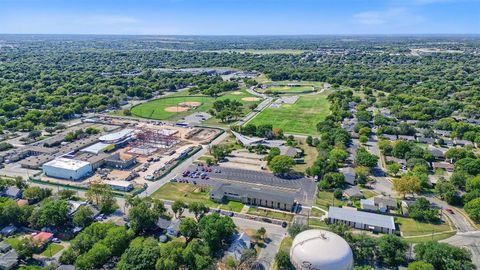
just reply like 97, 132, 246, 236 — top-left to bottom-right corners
0, 0, 478, 35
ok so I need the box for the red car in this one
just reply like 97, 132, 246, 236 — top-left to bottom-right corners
445, 208, 454, 214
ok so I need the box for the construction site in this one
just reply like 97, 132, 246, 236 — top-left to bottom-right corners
0, 117, 222, 193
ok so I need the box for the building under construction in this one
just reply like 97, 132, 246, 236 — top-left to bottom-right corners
128, 127, 180, 155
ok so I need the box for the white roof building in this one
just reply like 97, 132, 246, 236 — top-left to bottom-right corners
80, 142, 110, 154
99, 129, 134, 144
42, 158, 92, 181
328, 206, 396, 234
290, 229, 353, 270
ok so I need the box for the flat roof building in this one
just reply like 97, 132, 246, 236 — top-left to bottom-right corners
103, 180, 133, 192
42, 158, 92, 181
210, 183, 296, 211
328, 206, 396, 234
99, 129, 134, 144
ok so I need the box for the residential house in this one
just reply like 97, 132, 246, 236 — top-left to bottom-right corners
32, 232, 54, 248
398, 135, 415, 141
0, 249, 18, 270
156, 218, 172, 231
328, 206, 396, 234
339, 167, 356, 185
167, 219, 181, 237
417, 136, 435, 145
360, 196, 397, 213
428, 146, 446, 160
343, 186, 363, 200
227, 232, 252, 260
385, 156, 407, 167
0, 186, 22, 200
434, 130, 452, 137
380, 134, 398, 141
0, 226, 16, 237
454, 139, 473, 147
0, 242, 10, 254
55, 265, 76, 270
432, 162, 454, 172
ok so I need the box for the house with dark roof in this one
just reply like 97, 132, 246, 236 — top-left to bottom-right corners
156, 217, 172, 231
0, 186, 22, 199
0, 242, 11, 253
339, 167, 356, 185
167, 219, 181, 237
227, 232, 252, 260
398, 135, 415, 141
417, 136, 435, 145
0, 226, 16, 237
432, 162, 454, 172
379, 134, 398, 141
342, 186, 363, 199
428, 146, 445, 160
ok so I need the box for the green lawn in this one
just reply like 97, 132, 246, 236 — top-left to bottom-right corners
403, 231, 457, 244
220, 201, 244, 212
248, 92, 330, 135
39, 243, 63, 257
151, 182, 220, 207
308, 218, 329, 228
247, 207, 294, 221
314, 191, 344, 210
131, 89, 259, 123
396, 217, 453, 237
309, 207, 326, 217
3, 237, 21, 249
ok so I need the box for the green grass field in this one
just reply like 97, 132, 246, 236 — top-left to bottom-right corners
396, 217, 452, 237
314, 191, 345, 210
131, 89, 259, 123
39, 243, 64, 257
248, 92, 330, 135
151, 182, 220, 207
220, 201, 245, 212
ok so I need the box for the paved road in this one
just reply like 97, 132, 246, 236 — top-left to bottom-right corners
441, 231, 480, 268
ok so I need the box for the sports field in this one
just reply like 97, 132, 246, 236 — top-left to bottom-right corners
248, 92, 330, 135
131, 89, 259, 122
266, 85, 314, 93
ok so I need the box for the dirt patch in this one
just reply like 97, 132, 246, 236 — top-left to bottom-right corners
241, 97, 260, 102
231, 91, 242, 95
165, 106, 190, 112
178, 101, 202, 108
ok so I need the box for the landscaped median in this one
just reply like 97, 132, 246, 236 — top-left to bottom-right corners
247, 207, 294, 222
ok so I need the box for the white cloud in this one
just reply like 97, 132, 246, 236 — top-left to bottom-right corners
354, 7, 424, 26
74, 15, 140, 26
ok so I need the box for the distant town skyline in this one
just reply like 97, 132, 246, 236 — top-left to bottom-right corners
0, 0, 479, 35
